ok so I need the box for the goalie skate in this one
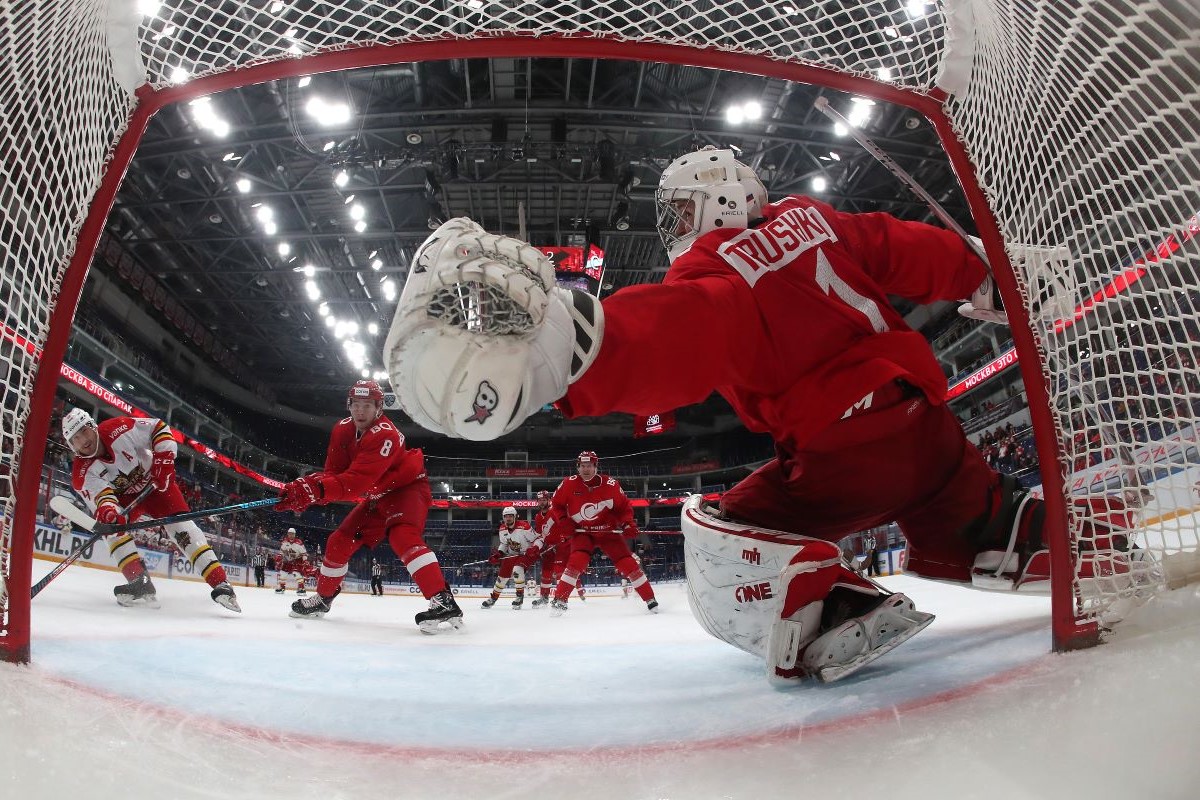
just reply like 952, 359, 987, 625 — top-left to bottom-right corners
114, 574, 159, 608
801, 593, 934, 683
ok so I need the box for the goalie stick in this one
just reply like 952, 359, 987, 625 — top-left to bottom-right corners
32, 485, 155, 599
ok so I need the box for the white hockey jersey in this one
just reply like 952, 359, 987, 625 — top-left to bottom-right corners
71, 416, 176, 514
496, 520, 541, 557
280, 537, 307, 561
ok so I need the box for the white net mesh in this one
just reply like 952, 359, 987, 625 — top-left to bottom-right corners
1, 0, 1197, 654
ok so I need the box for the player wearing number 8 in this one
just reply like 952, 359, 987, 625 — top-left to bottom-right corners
276, 380, 462, 632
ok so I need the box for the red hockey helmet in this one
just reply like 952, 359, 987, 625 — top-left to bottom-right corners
536, 490, 551, 501
576, 450, 599, 465
347, 380, 385, 416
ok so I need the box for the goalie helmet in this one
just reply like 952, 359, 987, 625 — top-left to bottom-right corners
347, 379, 385, 417
656, 146, 768, 262
62, 408, 98, 455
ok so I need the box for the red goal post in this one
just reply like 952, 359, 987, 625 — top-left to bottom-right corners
2, 1, 1197, 663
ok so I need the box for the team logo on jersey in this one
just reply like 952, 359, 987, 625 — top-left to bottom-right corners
575, 499, 615, 522
465, 379, 499, 424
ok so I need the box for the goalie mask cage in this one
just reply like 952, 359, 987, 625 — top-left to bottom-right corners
1, 0, 1197, 663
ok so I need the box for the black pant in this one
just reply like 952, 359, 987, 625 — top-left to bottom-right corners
254, 566, 266, 587
865, 550, 882, 577
371, 577, 383, 595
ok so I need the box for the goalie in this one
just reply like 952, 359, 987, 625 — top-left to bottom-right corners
383, 147, 1132, 682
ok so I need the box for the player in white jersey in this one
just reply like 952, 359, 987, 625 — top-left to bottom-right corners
63, 408, 240, 612
481, 506, 542, 609
275, 528, 308, 594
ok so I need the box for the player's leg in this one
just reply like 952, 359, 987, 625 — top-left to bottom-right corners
483, 557, 515, 608
162, 520, 241, 612
105, 532, 157, 607
511, 563, 527, 608
291, 506, 370, 618
599, 535, 657, 611
381, 484, 462, 633
532, 549, 556, 608
551, 535, 593, 615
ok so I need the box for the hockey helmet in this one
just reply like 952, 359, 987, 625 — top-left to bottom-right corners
347, 379, 385, 417
286, 527, 298, 537
536, 490, 551, 501
576, 450, 599, 465
656, 146, 768, 262
62, 408, 99, 456
502, 505, 518, 518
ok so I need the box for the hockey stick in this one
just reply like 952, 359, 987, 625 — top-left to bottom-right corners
33, 484, 156, 599
813, 97, 989, 266
50, 494, 279, 538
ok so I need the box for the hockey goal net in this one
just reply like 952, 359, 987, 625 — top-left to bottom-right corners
1, 0, 1197, 662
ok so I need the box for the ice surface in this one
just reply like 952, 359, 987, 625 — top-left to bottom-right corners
2, 566, 1197, 799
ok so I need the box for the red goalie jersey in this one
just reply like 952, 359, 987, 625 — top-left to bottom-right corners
548, 472, 635, 538
313, 417, 426, 503
560, 196, 986, 452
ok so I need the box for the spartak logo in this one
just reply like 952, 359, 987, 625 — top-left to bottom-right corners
577, 499, 614, 521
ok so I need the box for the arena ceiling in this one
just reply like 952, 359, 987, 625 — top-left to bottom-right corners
92, 56, 974, 446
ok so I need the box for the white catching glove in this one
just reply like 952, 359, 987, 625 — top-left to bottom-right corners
383, 218, 603, 440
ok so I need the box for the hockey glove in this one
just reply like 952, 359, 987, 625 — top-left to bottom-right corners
524, 545, 541, 562
487, 550, 502, 565
383, 217, 603, 441
622, 522, 640, 539
150, 451, 175, 493
277, 474, 324, 513
96, 505, 126, 526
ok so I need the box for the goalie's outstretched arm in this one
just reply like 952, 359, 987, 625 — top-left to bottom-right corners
383, 218, 760, 440
558, 274, 761, 418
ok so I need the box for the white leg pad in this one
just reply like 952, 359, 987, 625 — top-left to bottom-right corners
681, 495, 815, 659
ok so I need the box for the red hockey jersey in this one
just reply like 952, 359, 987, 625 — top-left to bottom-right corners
549, 473, 635, 537
560, 196, 987, 452
311, 416, 426, 503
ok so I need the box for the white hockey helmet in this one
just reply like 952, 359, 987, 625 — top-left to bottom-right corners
286, 527, 297, 536
61, 408, 98, 456
655, 146, 768, 262
502, 505, 517, 518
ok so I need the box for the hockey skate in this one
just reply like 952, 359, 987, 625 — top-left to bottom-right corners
416, 590, 465, 634
800, 593, 934, 683
114, 573, 159, 608
530, 595, 549, 609
646, 599, 660, 614
511, 594, 524, 610
274, 586, 284, 594
481, 594, 498, 609
296, 586, 307, 595
549, 598, 568, 617
211, 582, 242, 613
289, 588, 339, 619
